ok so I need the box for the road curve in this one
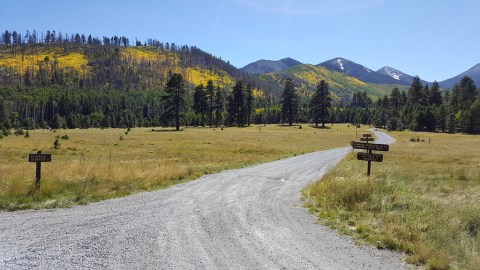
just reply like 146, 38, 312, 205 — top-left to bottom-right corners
0, 130, 405, 269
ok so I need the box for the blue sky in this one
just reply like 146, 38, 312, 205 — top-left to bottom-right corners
1, 0, 479, 82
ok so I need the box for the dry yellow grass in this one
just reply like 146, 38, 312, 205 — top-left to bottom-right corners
0, 124, 357, 210
303, 130, 480, 270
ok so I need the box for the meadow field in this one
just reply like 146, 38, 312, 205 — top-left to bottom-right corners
0, 124, 357, 210
303, 131, 480, 270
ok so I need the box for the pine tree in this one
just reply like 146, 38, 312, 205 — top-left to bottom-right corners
0, 97, 8, 121
436, 105, 447, 132
446, 109, 456, 133
390, 88, 402, 112
193, 84, 207, 126
382, 94, 389, 108
408, 76, 425, 105
470, 99, 480, 132
245, 84, 254, 126
459, 76, 477, 108
280, 78, 298, 126
229, 81, 245, 126
165, 73, 186, 131
309, 80, 331, 127
205, 80, 215, 126
429, 81, 443, 105
450, 84, 461, 111
214, 86, 224, 128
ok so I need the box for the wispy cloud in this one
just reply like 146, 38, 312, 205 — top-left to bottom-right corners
235, 0, 383, 15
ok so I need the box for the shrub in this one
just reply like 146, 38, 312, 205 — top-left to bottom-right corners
53, 138, 61, 149
14, 129, 25, 136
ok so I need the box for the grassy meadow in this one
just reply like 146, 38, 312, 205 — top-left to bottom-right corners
0, 124, 357, 210
303, 131, 480, 269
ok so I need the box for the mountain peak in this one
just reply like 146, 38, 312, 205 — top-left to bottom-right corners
377, 66, 408, 81
317, 58, 398, 84
240, 57, 302, 74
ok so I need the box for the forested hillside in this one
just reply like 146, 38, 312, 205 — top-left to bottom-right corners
259, 64, 407, 103
0, 30, 478, 133
0, 33, 278, 92
0, 30, 283, 129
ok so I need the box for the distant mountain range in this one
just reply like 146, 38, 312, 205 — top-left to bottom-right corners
317, 58, 401, 85
241, 57, 480, 89
438, 63, 480, 89
240, 57, 302, 74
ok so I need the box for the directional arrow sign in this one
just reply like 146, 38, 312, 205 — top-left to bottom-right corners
362, 134, 372, 137
360, 137, 374, 142
357, 152, 383, 162
352, 142, 389, 151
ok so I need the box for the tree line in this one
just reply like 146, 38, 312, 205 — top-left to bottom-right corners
357, 76, 479, 133
0, 30, 478, 134
1, 72, 478, 134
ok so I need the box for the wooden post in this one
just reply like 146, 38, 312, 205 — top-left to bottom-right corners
35, 151, 42, 189
367, 149, 372, 176
29, 151, 51, 190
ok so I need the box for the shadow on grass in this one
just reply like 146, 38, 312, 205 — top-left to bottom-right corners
277, 124, 302, 127
310, 125, 331, 129
150, 129, 182, 132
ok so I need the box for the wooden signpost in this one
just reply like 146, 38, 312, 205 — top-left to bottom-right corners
352, 142, 389, 151
352, 133, 389, 176
28, 151, 51, 189
357, 152, 383, 162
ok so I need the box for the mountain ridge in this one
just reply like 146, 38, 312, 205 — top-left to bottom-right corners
439, 63, 480, 89
240, 57, 302, 74
242, 57, 479, 88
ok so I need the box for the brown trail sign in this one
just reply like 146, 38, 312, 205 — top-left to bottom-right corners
29, 153, 52, 162
357, 152, 383, 162
28, 151, 51, 189
352, 142, 389, 151
352, 133, 389, 176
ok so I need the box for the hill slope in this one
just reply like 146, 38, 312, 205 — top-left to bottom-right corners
259, 64, 407, 101
240, 57, 302, 74
0, 44, 281, 94
439, 63, 480, 89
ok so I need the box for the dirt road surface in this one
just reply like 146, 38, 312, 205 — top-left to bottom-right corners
0, 130, 405, 269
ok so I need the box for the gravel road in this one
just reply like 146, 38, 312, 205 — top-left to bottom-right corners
0, 130, 405, 269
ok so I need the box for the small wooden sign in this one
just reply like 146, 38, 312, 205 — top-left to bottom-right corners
28, 151, 51, 189
362, 134, 372, 137
360, 137, 374, 142
352, 142, 389, 151
29, 153, 52, 162
357, 152, 383, 162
